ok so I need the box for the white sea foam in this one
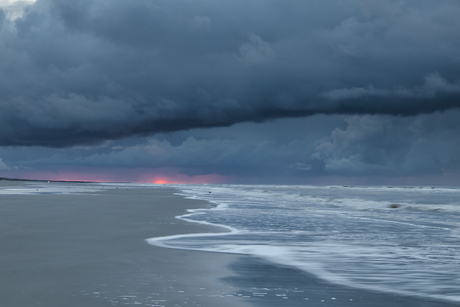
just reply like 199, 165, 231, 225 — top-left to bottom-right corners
146, 184, 460, 303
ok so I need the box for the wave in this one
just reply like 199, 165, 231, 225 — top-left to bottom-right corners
146, 184, 460, 303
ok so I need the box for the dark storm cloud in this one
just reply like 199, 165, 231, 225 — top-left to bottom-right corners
3, 112, 460, 181
1, 0, 460, 146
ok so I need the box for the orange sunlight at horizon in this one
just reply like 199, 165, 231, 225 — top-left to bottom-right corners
148, 173, 231, 184
153, 179, 171, 184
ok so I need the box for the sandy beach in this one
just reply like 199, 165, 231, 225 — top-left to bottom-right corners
0, 181, 251, 307
1, 181, 457, 307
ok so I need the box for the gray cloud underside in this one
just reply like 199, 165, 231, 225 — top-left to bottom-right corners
3, 111, 460, 180
1, 0, 460, 146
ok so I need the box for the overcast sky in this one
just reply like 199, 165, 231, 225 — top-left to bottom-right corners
0, 0, 460, 184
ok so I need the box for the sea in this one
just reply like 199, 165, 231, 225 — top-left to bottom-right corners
146, 184, 460, 304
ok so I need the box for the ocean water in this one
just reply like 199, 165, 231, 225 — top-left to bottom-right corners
147, 184, 460, 303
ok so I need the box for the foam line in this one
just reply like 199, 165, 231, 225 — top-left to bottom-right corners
145, 184, 460, 304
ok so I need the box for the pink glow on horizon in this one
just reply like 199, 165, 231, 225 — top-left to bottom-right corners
0, 168, 236, 184
146, 173, 233, 184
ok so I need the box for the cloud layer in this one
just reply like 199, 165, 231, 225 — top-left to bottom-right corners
1, 0, 460, 146
2, 111, 460, 184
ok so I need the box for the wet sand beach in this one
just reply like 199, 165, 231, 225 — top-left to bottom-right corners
0, 181, 250, 307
